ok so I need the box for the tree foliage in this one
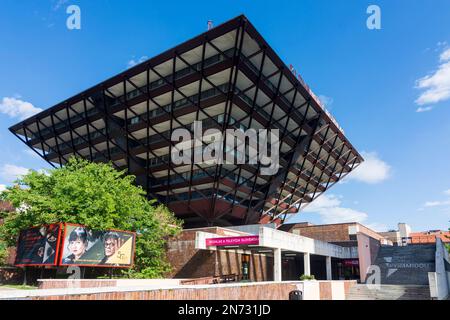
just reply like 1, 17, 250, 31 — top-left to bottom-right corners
0, 241, 7, 266
0, 158, 182, 277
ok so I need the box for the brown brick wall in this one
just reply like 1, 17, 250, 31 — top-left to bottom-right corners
31, 281, 357, 300
290, 223, 385, 242
319, 281, 332, 300
33, 283, 300, 300
292, 224, 353, 242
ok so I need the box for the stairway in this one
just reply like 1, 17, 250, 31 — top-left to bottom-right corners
347, 284, 431, 300
369, 244, 435, 285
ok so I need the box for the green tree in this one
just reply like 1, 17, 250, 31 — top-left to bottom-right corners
446, 225, 450, 254
0, 158, 182, 278
0, 201, 12, 265
0, 241, 7, 266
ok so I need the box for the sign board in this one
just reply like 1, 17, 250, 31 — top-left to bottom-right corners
59, 223, 136, 268
343, 259, 359, 267
15, 224, 62, 267
206, 235, 259, 247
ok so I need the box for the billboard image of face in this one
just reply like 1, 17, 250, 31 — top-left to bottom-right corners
59, 224, 135, 268
14, 224, 62, 266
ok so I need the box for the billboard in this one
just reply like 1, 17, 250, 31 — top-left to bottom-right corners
59, 223, 136, 268
14, 224, 62, 266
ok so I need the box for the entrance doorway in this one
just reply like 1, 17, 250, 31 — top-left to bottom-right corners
241, 254, 250, 281
337, 259, 360, 280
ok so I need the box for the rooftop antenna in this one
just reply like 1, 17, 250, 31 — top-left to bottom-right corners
207, 20, 214, 31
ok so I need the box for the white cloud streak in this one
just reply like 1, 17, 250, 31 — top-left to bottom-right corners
416, 106, 433, 113
127, 56, 148, 69
303, 194, 369, 224
0, 164, 30, 183
420, 188, 450, 210
424, 200, 450, 208
440, 48, 450, 62
415, 47, 450, 108
0, 97, 42, 120
347, 151, 391, 184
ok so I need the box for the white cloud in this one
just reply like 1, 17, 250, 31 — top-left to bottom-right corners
347, 151, 391, 184
318, 207, 368, 224
440, 48, 450, 62
415, 47, 450, 107
0, 184, 6, 192
416, 106, 433, 113
304, 194, 341, 211
419, 189, 450, 211
127, 56, 148, 69
303, 194, 368, 224
0, 97, 42, 120
0, 164, 30, 183
424, 200, 450, 208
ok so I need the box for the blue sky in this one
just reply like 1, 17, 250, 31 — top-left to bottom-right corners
1, 0, 450, 232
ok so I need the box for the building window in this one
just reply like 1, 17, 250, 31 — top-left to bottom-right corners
131, 116, 140, 125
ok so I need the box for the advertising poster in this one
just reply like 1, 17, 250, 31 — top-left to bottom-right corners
14, 224, 62, 266
59, 223, 136, 268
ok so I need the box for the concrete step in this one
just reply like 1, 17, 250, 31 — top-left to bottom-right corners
351, 286, 430, 292
347, 285, 431, 300
348, 296, 430, 300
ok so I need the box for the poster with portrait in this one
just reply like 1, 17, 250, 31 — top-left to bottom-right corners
59, 223, 136, 268
14, 224, 62, 266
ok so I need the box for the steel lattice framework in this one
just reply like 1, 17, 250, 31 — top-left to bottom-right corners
9, 15, 363, 228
